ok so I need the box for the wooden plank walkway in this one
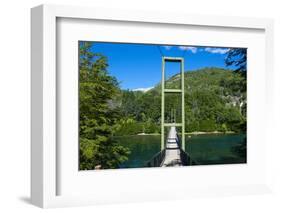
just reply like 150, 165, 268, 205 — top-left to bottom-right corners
161, 126, 183, 167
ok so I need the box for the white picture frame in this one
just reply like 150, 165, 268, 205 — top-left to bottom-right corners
31, 4, 274, 208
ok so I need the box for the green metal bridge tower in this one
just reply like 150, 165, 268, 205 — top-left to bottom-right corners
161, 57, 185, 151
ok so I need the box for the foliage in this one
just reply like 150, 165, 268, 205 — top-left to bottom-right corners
79, 41, 130, 170
116, 68, 247, 134
79, 42, 247, 170
114, 118, 160, 136
225, 48, 247, 73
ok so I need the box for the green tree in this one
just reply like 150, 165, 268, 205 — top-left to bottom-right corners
225, 48, 247, 74
116, 67, 247, 135
79, 41, 130, 170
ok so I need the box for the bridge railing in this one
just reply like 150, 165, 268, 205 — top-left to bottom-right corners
180, 148, 199, 165
146, 149, 166, 167
176, 132, 199, 165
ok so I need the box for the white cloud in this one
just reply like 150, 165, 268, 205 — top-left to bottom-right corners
132, 86, 154, 92
204, 47, 229, 54
178, 46, 197, 53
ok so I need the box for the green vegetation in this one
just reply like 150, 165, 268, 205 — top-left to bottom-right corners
116, 68, 246, 135
79, 42, 130, 170
79, 42, 247, 169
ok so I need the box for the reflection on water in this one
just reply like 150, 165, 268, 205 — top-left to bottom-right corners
186, 134, 246, 165
114, 134, 246, 168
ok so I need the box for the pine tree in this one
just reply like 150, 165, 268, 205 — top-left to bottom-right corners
79, 42, 130, 170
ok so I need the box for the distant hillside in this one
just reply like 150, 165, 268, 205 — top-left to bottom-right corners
115, 67, 246, 135
153, 67, 245, 96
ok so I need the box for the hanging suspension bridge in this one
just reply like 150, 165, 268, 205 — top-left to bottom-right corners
161, 126, 186, 166
147, 56, 196, 167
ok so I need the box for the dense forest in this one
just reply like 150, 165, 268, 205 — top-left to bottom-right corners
79, 42, 247, 170
116, 68, 246, 135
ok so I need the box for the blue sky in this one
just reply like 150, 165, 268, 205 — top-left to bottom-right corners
88, 42, 237, 90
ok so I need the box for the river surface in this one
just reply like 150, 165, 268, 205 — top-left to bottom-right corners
114, 134, 246, 168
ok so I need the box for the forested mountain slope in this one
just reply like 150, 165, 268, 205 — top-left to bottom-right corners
116, 67, 246, 135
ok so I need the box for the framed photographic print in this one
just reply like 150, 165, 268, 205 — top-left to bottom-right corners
77, 42, 247, 170
31, 4, 274, 208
